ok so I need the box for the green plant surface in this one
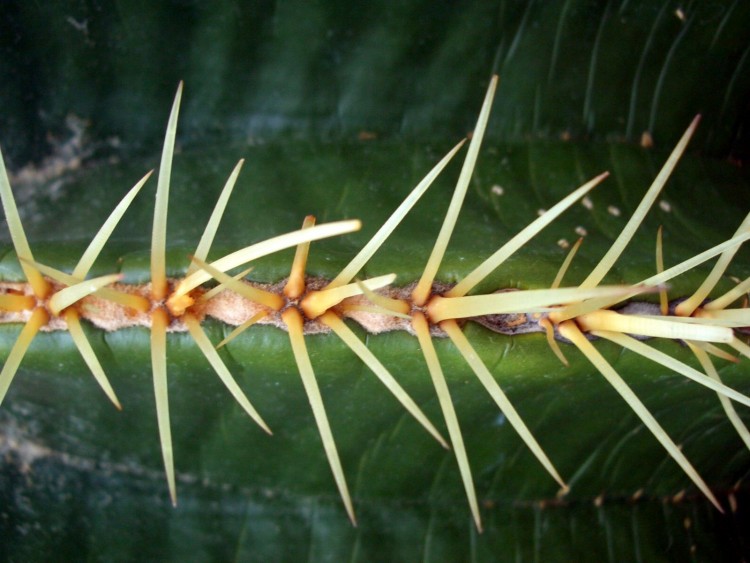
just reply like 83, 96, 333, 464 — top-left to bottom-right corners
1, 1, 750, 560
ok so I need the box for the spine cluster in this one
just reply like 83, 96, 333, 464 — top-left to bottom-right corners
1, 76, 749, 530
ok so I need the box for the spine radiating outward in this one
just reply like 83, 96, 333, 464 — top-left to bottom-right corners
0, 77, 748, 526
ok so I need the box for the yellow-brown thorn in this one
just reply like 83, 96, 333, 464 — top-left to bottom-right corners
687, 343, 750, 452
552, 237, 583, 290
64, 308, 122, 410
199, 267, 254, 304
150, 307, 176, 506
413, 75, 499, 306
440, 318, 568, 493
301, 274, 396, 320
184, 312, 272, 434
559, 320, 723, 513
320, 311, 449, 448
354, 279, 410, 317
0, 293, 35, 312
284, 215, 315, 300
216, 311, 269, 349
0, 308, 49, 406
539, 317, 568, 366
151, 81, 183, 302
0, 146, 50, 299
578, 115, 701, 290
188, 256, 283, 313
281, 307, 356, 526
676, 207, 750, 317
21, 258, 151, 314
655, 226, 669, 316
412, 311, 482, 532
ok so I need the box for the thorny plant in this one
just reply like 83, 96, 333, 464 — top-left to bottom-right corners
1, 76, 749, 531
